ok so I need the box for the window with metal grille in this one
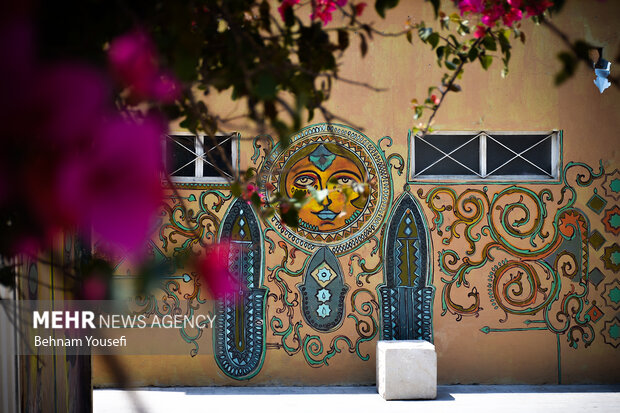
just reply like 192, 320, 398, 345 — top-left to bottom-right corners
410, 131, 561, 181
164, 132, 238, 183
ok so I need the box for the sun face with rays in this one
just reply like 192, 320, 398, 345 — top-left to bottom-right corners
282, 143, 368, 231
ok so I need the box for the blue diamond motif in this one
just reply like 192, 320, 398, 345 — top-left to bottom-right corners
316, 268, 332, 282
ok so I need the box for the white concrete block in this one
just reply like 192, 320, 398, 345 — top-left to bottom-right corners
376, 340, 437, 400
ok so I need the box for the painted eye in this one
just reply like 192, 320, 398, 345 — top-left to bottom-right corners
294, 175, 316, 187
335, 176, 357, 186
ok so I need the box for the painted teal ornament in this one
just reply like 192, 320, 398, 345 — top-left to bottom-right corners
214, 198, 267, 380
380, 192, 434, 341
298, 247, 348, 331
308, 144, 337, 171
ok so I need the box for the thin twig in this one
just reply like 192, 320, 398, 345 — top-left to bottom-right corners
421, 36, 485, 136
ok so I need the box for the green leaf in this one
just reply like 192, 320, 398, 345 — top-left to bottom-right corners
280, 205, 299, 227
406, 30, 412, 44
244, 168, 256, 180
428, 32, 440, 49
179, 114, 198, 134
457, 23, 470, 36
449, 13, 461, 23
448, 83, 461, 92
468, 46, 479, 62
250, 192, 262, 208
231, 181, 242, 197
482, 35, 496, 51
445, 60, 457, 70
498, 31, 511, 55
375, 0, 399, 18
479, 54, 492, 70
414, 105, 423, 120
436, 46, 445, 62
253, 73, 277, 99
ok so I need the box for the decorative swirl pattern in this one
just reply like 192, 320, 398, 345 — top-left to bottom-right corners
420, 161, 603, 349
301, 288, 378, 366
159, 190, 232, 254
419, 187, 489, 255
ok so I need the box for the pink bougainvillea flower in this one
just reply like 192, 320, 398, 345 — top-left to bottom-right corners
507, 0, 523, 7
430, 94, 440, 105
242, 183, 263, 205
278, 0, 300, 21
107, 30, 157, 99
150, 71, 181, 103
502, 7, 523, 27
33, 64, 108, 148
85, 115, 165, 256
456, 0, 484, 15
481, 3, 504, 26
355, 2, 367, 16
107, 30, 180, 103
0, 18, 167, 259
473, 24, 487, 39
311, 0, 347, 25
196, 241, 244, 300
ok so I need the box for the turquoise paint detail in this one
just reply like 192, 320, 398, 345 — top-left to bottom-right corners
609, 287, 620, 304
612, 251, 620, 265
308, 144, 337, 171
480, 326, 548, 334
610, 323, 620, 340
610, 214, 620, 228
610, 178, 620, 193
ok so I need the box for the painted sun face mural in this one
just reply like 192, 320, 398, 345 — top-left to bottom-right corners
260, 124, 391, 255
283, 143, 367, 231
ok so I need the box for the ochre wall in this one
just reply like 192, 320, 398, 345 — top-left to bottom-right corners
94, 0, 620, 386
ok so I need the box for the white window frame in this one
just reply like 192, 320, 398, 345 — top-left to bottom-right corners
409, 130, 561, 182
163, 132, 239, 184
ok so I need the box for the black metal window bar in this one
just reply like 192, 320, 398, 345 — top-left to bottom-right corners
411, 131, 560, 180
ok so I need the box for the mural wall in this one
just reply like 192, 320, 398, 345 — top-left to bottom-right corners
93, 122, 620, 386
93, 1, 620, 386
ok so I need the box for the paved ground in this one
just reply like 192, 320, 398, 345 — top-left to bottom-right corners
94, 385, 620, 413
